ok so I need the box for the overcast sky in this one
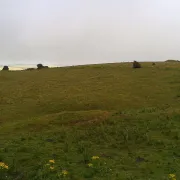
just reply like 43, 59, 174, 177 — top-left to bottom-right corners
1, 0, 180, 66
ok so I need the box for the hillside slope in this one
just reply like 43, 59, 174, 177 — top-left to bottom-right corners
0, 62, 180, 179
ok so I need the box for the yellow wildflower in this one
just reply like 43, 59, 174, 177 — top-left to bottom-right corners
0, 162, 8, 169
169, 174, 176, 178
4, 165, 8, 169
92, 156, 100, 160
88, 163, 93, 167
169, 174, 176, 180
50, 166, 54, 170
49, 159, 55, 164
0, 162, 5, 167
62, 170, 68, 176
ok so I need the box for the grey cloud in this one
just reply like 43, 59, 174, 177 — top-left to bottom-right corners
1, 0, 180, 66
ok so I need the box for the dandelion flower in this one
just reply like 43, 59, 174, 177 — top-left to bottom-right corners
88, 163, 93, 167
0, 162, 5, 166
0, 162, 5, 167
169, 174, 176, 178
62, 170, 68, 176
92, 156, 99, 160
0, 162, 8, 169
50, 166, 54, 170
4, 165, 8, 169
49, 159, 55, 164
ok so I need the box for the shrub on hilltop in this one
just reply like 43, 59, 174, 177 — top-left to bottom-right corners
2, 66, 9, 71
133, 61, 141, 68
37, 64, 44, 69
37, 64, 49, 70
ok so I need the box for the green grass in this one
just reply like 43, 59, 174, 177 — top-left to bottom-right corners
0, 62, 180, 179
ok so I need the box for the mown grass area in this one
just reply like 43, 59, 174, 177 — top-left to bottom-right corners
0, 62, 180, 179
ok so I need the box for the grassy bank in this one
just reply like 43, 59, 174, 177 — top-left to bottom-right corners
0, 62, 180, 179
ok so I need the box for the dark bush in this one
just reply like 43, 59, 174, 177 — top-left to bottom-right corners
165, 59, 179, 62
2, 66, 9, 71
26, 68, 35, 71
133, 61, 141, 68
37, 64, 44, 69
152, 62, 156, 66
37, 64, 49, 70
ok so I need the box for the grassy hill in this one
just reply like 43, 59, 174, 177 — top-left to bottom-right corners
0, 62, 180, 179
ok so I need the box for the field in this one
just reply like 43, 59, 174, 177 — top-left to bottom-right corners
0, 62, 180, 179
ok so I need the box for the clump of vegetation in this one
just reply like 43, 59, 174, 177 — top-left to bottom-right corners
165, 59, 180, 62
26, 68, 36, 71
152, 62, 156, 66
132, 61, 141, 68
37, 64, 49, 70
2, 66, 9, 71
37, 63, 44, 69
